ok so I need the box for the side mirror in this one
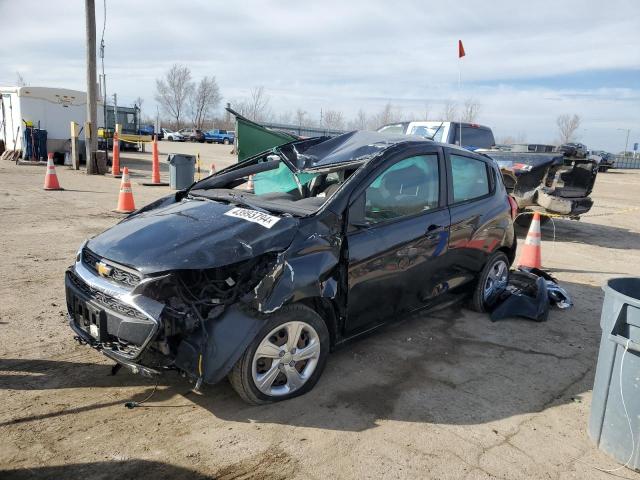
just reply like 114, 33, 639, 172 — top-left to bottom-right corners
348, 193, 368, 229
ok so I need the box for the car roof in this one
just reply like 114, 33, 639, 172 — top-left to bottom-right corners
282, 130, 487, 171
286, 131, 432, 170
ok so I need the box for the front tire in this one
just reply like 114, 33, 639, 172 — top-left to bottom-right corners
471, 251, 510, 313
228, 304, 329, 405
223, 138, 230, 145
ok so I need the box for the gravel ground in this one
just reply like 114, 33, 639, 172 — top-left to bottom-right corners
1, 146, 639, 480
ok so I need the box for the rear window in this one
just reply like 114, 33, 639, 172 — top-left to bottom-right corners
377, 123, 407, 135
452, 126, 495, 149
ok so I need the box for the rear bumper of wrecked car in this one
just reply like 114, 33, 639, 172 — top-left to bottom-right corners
535, 190, 593, 216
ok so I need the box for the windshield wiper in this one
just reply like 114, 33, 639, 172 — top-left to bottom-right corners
190, 191, 272, 214
428, 121, 445, 141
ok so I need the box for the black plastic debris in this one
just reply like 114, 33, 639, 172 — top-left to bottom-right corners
487, 267, 572, 322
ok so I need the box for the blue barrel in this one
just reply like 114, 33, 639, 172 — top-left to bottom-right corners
589, 277, 640, 471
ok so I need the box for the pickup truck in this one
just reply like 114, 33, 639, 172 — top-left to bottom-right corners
377, 121, 496, 150
205, 129, 235, 145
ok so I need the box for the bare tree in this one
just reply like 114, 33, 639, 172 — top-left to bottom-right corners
440, 100, 457, 121
556, 114, 581, 144
133, 96, 144, 110
367, 103, 403, 130
497, 135, 515, 145
423, 103, 431, 121
238, 86, 271, 122
189, 76, 221, 129
155, 64, 194, 129
348, 109, 368, 130
15, 72, 27, 86
461, 98, 481, 123
277, 111, 293, 124
295, 109, 307, 126
323, 110, 345, 130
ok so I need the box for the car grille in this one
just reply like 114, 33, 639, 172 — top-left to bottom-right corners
82, 248, 142, 288
68, 271, 148, 320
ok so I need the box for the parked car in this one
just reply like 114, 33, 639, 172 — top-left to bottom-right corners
205, 129, 235, 145
161, 128, 185, 142
377, 121, 496, 150
590, 150, 614, 172
558, 143, 587, 158
179, 128, 206, 143
138, 124, 156, 138
66, 131, 516, 404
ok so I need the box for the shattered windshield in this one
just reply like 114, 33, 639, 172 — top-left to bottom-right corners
190, 132, 424, 216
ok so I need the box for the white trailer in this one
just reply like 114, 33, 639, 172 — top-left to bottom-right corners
0, 86, 103, 156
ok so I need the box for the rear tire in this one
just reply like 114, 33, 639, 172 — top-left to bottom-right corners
471, 251, 510, 313
228, 304, 330, 405
223, 138, 230, 145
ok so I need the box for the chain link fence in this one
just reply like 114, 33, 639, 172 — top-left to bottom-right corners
612, 155, 640, 169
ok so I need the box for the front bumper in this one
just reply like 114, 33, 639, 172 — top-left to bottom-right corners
65, 248, 165, 368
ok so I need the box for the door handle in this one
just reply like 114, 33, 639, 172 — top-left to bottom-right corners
425, 224, 444, 239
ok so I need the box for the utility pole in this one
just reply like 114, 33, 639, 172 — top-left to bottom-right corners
113, 92, 118, 135
85, 0, 98, 174
617, 128, 631, 156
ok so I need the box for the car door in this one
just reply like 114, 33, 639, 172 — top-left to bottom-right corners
344, 147, 450, 335
445, 148, 503, 288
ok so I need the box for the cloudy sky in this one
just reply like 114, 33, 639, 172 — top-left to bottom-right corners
1, 0, 638, 151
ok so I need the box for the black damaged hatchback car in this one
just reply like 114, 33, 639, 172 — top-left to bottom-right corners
66, 131, 516, 404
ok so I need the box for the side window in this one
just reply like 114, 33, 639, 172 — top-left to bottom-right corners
450, 154, 490, 203
364, 155, 439, 224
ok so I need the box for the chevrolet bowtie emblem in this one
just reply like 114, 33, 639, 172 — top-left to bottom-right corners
96, 261, 113, 277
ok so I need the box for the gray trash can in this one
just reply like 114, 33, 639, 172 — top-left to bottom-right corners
168, 154, 196, 190
589, 277, 640, 471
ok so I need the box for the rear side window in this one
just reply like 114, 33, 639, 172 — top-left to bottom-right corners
364, 154, 439, 223
450, 154, 490, 203
452, 126, 495, 149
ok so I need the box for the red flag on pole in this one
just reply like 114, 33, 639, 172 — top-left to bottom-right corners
458, 40, 466, 58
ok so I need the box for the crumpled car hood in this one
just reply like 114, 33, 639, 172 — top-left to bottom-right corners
86, 198, 298, 274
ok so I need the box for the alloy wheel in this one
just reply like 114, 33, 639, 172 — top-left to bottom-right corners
251, 321, 321, 396
483, 259, 508, 301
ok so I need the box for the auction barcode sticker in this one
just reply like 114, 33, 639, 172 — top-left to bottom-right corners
224, 207, 281, 228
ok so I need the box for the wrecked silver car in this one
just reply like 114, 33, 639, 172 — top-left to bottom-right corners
486, 151, 598, 222
66, 131, 516, 404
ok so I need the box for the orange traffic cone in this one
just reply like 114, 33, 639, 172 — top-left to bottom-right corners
115, 167, 136, 213
518, 212, 542, 269
151, 135, 160, 183
43, 153, 63, 190
209, 163, 216, 176
141, 135, 169, 186
112, 132, 122, 178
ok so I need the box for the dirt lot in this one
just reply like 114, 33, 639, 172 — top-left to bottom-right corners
1, 144, 639, 480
